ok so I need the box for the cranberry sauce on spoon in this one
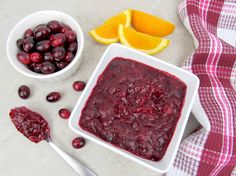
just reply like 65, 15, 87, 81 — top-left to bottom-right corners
9, 107, 50, 143
79, 57, 187, 161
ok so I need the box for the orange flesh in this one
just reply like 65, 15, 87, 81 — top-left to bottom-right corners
132, 10, 175, 37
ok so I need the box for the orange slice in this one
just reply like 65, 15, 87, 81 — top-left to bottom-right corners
132, 10, 175, 37
89, 10, 131, 44
118, 25, 169, 55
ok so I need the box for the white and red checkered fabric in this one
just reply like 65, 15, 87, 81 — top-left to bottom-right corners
167, 0, 236, 175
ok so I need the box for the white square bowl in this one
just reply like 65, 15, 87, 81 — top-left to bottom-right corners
69, 43, 199, 173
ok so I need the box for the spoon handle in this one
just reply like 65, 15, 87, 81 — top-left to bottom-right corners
46, 137, 96, 176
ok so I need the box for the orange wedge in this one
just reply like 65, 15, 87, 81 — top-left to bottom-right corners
118, 25, 169, 55
89, 10, 131, 44
132, 10, 175, 37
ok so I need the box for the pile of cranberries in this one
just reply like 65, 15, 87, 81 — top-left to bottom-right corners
16, 20, 78, 74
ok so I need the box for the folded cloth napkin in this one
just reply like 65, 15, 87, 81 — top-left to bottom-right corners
167, 0, 236, 175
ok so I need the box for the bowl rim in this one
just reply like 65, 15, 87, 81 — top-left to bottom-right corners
68, 43, 199, 173
6, 10, 84, 79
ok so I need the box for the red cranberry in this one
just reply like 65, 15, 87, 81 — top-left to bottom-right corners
30, 52, 43, 63
41, 61, 56, 74
46, 92, 61, 102
18, 85, 30, 99
49, 34, 54, 41
56, 61, 68, 70
9, 106, 50, 143
23, 37, 35, 52
72, 137, 85, 149
34, 26, 51, 40
73, 81, 86, 91
43, 52, 54, 62
58, 108, 71, 119
35, 40, 51, 52
33, 63, 42, 73
16, 39, 23, 49
67, 42, 77, 53
64, 52, 74, 62
52, 47, 65, 61
24, 29, 34, 38
65, 30, 76, 43
17, 51, 31, 65
61, 24, 71, 33
52, 33, 66, 47
47, 20, 61, 33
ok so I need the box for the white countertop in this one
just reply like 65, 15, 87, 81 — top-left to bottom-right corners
0, 0, 199, 175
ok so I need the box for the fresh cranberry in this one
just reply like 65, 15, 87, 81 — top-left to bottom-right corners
49, 34, 54, 41
73, 81, 86, 91
23, 37, 34, 52
51, 33, 66, 47
33, 63, 42, 73
30, 52, 43, 63
64, 52, 74, 62
9, 106, 50, 143
72, 137, 85, 149
35, 40, 51, 52
43, 52, 54, 62
65, 30, 76, 43
34, 26, 51, 40
16, 39, 23, 49
56, 61, 68, 70
18, 85, 30, 99
24, 29, 34, 38
47, 20, 61, 33
52, 47, 65, 61
67, 42, 77, 53
61, 24, 71, 33
58, 108, 71, 119
17, 51, 31, 65
46, 92, 61, 102
41, 61, 56, 74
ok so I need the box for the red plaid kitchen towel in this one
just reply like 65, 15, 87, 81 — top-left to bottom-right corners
167, 0, 236, 175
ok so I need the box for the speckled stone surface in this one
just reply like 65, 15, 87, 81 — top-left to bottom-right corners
0, 0, 199, 175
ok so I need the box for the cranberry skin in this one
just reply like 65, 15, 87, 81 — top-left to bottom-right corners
58, 108, 71, 119
34, 26, 51, 40
73, 81, 86, 91
30, 52, 43, 63
51, 33, 66, 47
24, 29, 34, 38
67, 42, 77, 53
56, 61, 68, 70
46, 92, 61, 102
17, 51, 31, 65
47, 20, 61, 33
18, 85, 30, 99
41, 61, 56, 74
72, 137, 85, 149
49, 34, 54, 41
35, 40, 51, 52
23, 37, 34, 52
33, 63, 42, 73
43, 52, 54, 62
61, 24, 71, 33
52, 47, 65, 61
65, 30, 76, 43
64, 52, 74, 63
16, 39, 24, 49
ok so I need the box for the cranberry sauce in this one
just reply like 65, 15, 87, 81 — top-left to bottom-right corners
79, 57, 186, 161
9, 107, 50, 143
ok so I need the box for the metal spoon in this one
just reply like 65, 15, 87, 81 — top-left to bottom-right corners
46, 136, 96, 176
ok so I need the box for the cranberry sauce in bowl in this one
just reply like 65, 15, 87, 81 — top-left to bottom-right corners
9, 107, 50, 143
79, 57, 186, 161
